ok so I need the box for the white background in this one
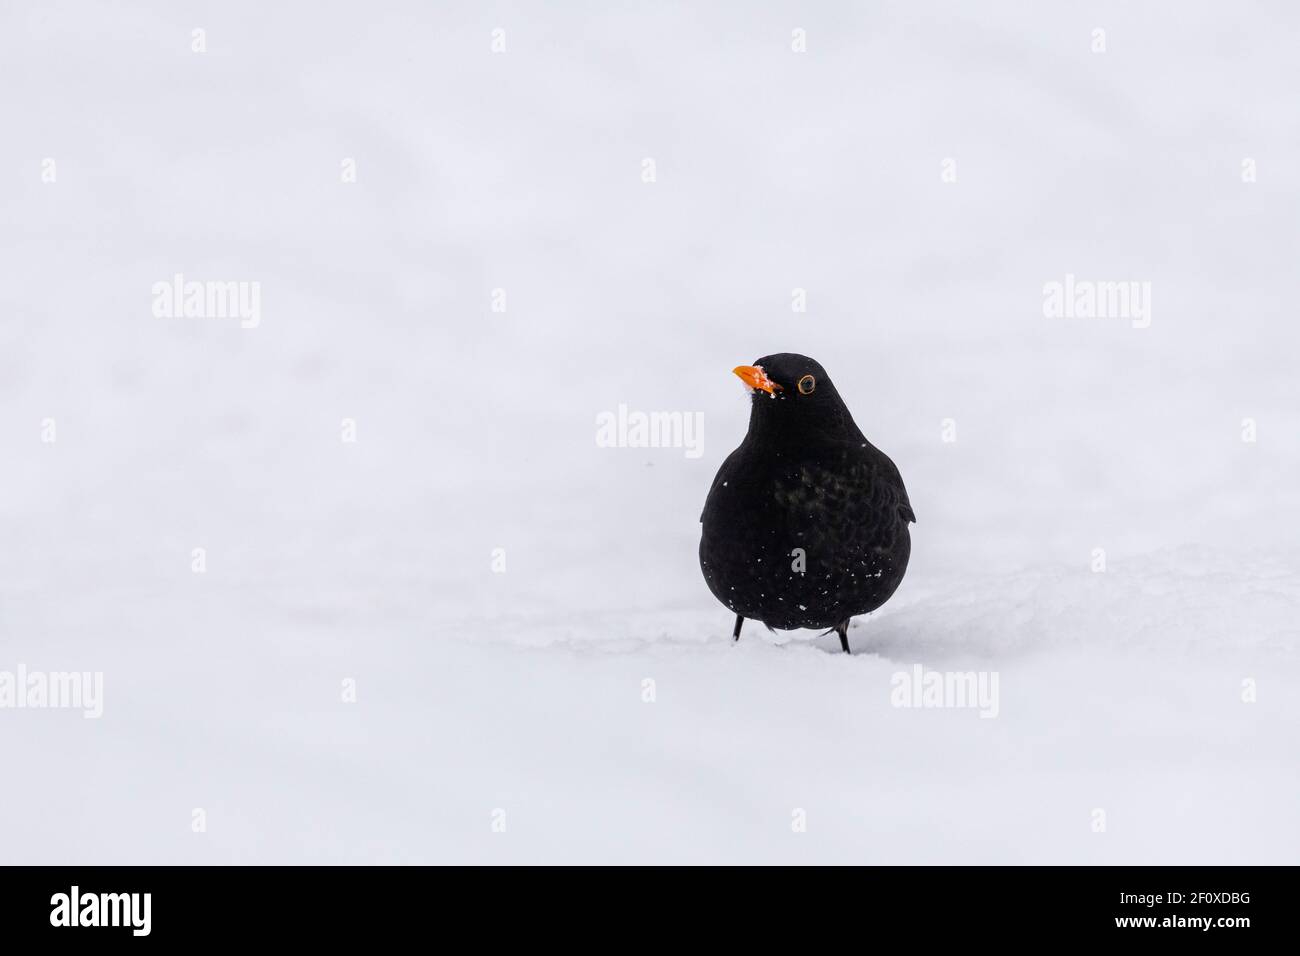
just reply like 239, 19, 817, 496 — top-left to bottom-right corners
1, 1, 1296, 863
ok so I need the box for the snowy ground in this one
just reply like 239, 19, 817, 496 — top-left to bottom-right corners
1, 1, 1297, 864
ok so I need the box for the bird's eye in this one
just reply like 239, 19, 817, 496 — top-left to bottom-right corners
797, 375, 816, 395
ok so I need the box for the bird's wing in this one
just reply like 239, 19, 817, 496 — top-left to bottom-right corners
824, 419, 914, 525
700, 446, 744, 523
773, 442, 914, 556
874, 447, 916, 524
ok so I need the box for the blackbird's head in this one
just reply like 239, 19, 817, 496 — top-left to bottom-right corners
733, 353, 858, 438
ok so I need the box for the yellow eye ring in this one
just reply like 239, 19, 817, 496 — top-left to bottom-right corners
797, 374, 816, 395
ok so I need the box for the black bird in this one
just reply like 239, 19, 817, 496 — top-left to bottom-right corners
699, 353, 915, 654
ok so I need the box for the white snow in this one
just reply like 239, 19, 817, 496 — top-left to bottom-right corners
0, 2, 1297, 864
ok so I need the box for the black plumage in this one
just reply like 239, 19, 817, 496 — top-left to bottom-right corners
699, 353, 914, 653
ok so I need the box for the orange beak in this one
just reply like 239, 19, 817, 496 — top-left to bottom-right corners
733, 365, 782, 395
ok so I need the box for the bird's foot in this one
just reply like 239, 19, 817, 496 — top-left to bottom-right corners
835, 619, 851, 654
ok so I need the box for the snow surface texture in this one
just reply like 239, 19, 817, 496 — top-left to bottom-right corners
1, 2, 1297, 864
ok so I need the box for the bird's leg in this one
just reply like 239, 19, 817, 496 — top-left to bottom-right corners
732, 615, 745, 643
835, 619, 851, 654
